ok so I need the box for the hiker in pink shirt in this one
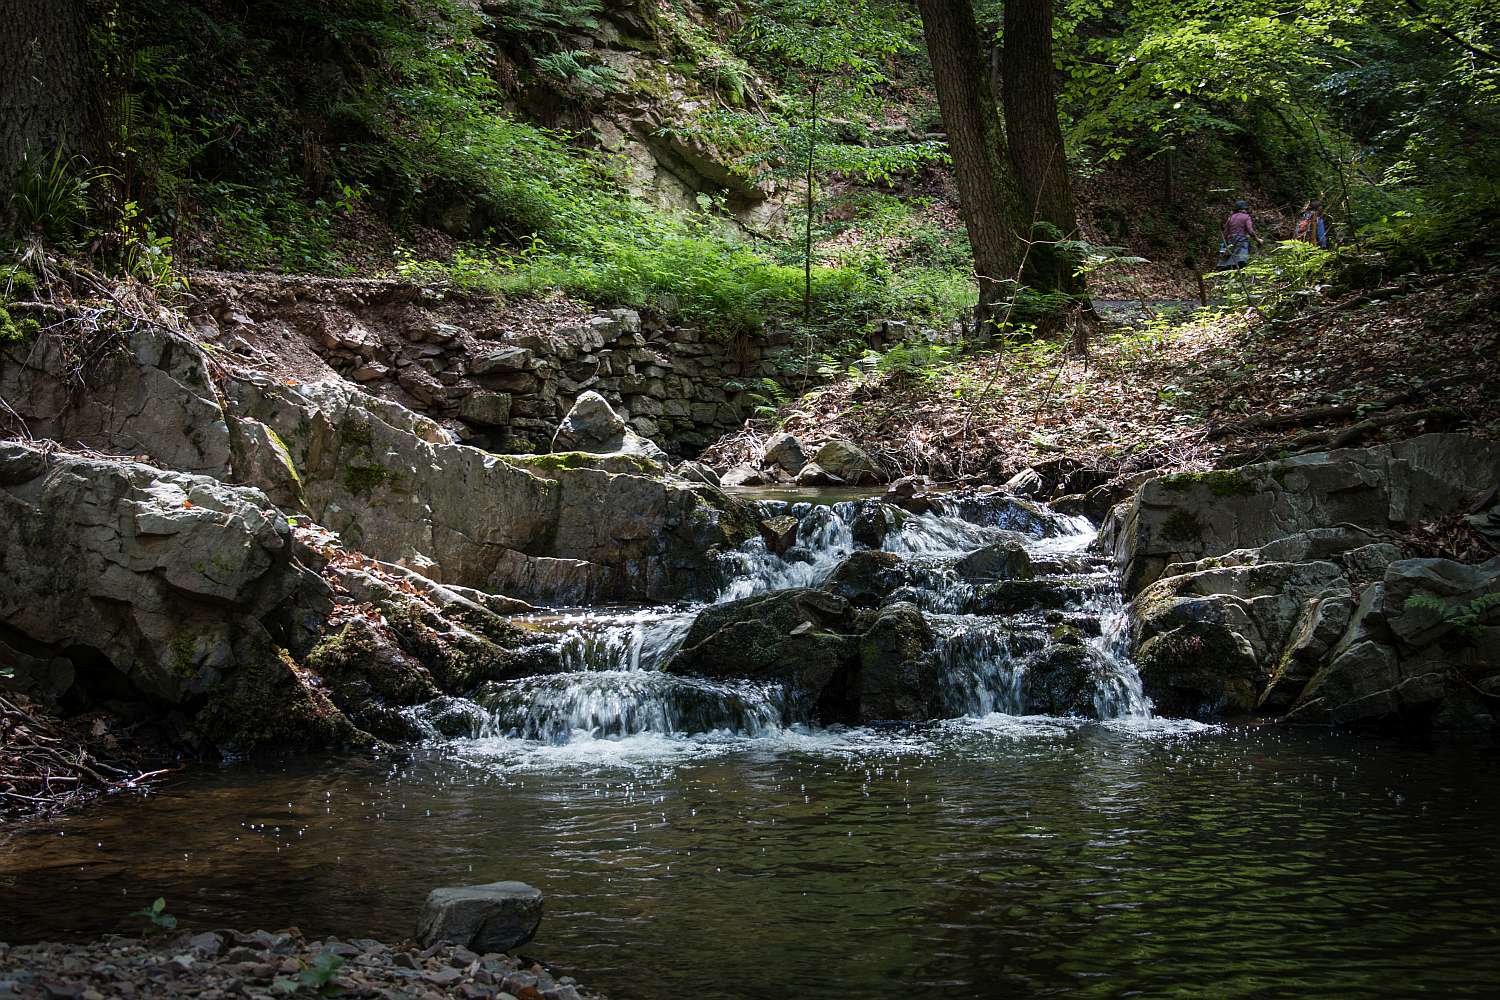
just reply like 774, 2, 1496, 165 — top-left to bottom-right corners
1219, 200, 1264, 268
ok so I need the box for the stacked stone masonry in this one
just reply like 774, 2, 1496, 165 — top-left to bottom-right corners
192, 273, 796, 457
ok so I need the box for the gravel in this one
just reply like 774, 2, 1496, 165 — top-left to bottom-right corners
0, 928, 595, 999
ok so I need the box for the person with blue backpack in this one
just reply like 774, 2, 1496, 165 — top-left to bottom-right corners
1295, 200, 1330, 248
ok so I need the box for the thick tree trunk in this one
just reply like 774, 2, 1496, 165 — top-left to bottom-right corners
1002, 0, 1083, 298
0, 0, 98, 179
917, 0, 1025, 334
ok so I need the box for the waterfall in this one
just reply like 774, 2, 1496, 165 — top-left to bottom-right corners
458, 487, 1151, 745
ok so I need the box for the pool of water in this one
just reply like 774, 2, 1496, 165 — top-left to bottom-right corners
4, 721, 1498, 999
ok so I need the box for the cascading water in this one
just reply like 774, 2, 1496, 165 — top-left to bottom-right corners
421, 486, 1152, 745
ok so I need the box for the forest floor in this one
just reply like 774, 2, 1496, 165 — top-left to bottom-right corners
702, 261, 1500, 490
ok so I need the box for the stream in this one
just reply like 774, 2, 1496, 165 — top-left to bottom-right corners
4, 489, 1499, 997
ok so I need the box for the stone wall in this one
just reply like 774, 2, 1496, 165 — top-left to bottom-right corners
192, 273, 797, 457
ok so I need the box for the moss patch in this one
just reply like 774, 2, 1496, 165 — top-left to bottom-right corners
1158, 468, 1259, 497
342, 462, 402, 496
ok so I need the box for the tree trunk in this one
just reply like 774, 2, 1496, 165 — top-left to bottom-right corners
1002, 0, 1084, 298
0, 0, 98, 180
917, 0, 1025, 334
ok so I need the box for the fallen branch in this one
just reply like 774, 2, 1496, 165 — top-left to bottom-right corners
1206, 376, 1457, 440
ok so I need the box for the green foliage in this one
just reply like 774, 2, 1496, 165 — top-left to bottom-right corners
131, 897, 178, 933
6, 150, 108, 245
272, 951, 345, 996
1404, 591, 1500, 643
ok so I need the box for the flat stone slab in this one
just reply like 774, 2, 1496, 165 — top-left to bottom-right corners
415, 881, 543, 954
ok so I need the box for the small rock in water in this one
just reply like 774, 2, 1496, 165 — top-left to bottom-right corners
416, 882, 544, 955
759, 515, 799, 555
1003, 466, 1046, 498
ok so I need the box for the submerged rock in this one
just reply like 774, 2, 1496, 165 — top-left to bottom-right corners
415, 882, 544, 954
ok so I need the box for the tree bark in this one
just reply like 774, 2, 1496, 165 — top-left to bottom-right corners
1002, 0, 1084, 298
917, 0, 1025, 334
0, 0, 98, 180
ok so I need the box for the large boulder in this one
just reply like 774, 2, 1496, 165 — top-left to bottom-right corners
0, 442, 351, 753
416, 882, 544, 954
762, 432, 807, 474
1289, 557, 1500, 730
1130, 559, 1349, 716
663, 589, 859, 720
811, 440, 880, 485
550, 390, 666, 462
823, 551, 913, 608
1109, 435, 1500, 596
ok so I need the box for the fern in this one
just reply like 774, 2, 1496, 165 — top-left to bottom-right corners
1403, 591, 1500, 642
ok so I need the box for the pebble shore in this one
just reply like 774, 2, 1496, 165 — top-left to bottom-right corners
0, 928, 592, 999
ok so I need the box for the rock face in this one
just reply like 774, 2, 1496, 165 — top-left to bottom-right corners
0, 442, 561, 753
2, 324, 758, 605
415, 882, 544, 954
1118, 436, 1500, 732
0, 442, 351, 752
1108, 434, 1500, 596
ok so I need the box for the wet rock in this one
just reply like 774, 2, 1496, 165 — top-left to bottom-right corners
886, 476, 939, 515
1022, 645, 1110, 717
762, 432, 807, 474
416, 882, 544, 954
823, 551, 912, 609
967, 578, 1105, 615
850, 502, 901, 549
811, 440, 880, 485
954, 540, 1033, 582
759, 515, 800, 556
664, 589, 857, 718
795, 462, 843, 487
857, 602, 942, 721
